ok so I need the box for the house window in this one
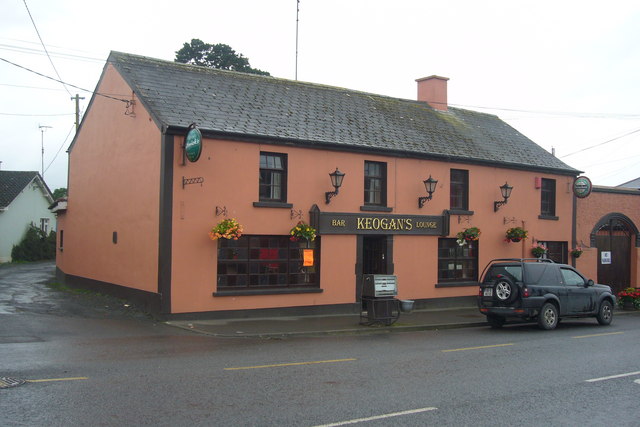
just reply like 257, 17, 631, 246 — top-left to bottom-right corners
364, 161, 386, 206
259, 152, 287, 202
217, 235, 319, 292
39, 218, 50, 235
538, 241, 567, 264
450, 169, 469, 211
541, 178, 556, 217
437, 238, 478, 284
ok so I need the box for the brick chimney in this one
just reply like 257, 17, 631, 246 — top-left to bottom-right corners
416, 75, 449, 111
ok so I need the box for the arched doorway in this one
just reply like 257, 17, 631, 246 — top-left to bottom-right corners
591, 213, 638, 294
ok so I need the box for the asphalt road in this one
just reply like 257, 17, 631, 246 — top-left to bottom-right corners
1, 262, 639, 426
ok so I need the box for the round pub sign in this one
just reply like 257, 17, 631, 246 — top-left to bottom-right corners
184, 127, 202, 163
573, 176, 592, 198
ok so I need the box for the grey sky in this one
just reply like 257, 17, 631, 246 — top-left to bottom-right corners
1, 0, 639, 190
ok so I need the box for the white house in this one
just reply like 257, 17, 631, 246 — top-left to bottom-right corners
0, 171, 56, 263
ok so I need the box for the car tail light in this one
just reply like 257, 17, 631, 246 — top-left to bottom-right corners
522, 287, 530, 298
478, 288, 483, 297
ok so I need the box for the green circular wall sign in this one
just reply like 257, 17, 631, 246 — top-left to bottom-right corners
184, 127, 202, 163
573, 176, 592, 198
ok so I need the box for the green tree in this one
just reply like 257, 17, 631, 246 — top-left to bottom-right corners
175, 39, 270, 76
11, 225, 56, 262
52, 187, 67, 199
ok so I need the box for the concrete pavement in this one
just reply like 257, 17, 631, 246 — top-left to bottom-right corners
166, 306, 488, 338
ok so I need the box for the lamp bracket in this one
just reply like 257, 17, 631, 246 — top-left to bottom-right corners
418, 195, 433, 208
494, 199, 508, 212
325, 189, 339, 204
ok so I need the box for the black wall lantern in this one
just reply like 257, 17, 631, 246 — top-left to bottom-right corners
418, 175, 438, 208
325, 167, 345, 204
494, 182, 513, 211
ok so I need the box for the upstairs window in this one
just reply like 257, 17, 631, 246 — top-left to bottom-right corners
39, 218, 50, 235
541, 178, 556, 217
259, 152, 287, 202
450, 169, 469, 211
364, 161, 387, 206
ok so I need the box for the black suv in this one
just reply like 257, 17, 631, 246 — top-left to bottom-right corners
478, 258, 616, 330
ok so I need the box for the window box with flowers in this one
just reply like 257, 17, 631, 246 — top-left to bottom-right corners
617, 287, 640, 310
505, 227, 528, 242
531, 243, 547, 258
209, 218, 243, 241
570, 247, 583, 258
456, 227, 481, 246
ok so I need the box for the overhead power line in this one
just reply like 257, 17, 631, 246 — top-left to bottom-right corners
0, 112, 73, 117
22, 0, 72, 97
451, 103, 640, 120
560, 127, 640, 158
0, 56, 131, 104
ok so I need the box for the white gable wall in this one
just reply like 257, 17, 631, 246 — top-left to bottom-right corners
0, 180, 57, 263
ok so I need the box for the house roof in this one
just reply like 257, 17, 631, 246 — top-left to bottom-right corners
617, 177, 640, 188
107, 51, 579, 175
0, 171, 52, 209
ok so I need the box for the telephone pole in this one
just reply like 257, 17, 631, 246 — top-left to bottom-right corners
39, 124, 52, 178
71, 94, 85, 130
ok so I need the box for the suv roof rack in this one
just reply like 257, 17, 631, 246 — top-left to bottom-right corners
485, 258, 555, 264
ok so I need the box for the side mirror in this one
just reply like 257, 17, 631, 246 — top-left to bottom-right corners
586, 279, 594, 287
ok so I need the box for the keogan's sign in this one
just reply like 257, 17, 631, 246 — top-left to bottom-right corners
315, 211, 447, 236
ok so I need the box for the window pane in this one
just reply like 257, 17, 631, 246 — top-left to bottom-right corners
259, 153, 286, 202
541, 179, 556, 216
217, 235, 319, 291
438, 238, 478, 283
364, 161, 386, 205
450, 169, 468, 210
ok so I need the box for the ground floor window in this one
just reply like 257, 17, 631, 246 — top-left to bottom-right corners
437, 238, 479, 283
217, 235, 319, 291
538, 241, 568, 264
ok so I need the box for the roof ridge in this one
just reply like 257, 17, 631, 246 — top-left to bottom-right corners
108, 50, 450, 109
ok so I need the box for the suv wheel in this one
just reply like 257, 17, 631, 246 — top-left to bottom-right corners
494, 277, 518, 303
538, 302, 559, 330
486, 314, 506, 329
596, 300, 613, 326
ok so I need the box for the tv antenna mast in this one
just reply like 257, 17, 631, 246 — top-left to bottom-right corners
39, 124, 52, 178
295, 0, 300, 80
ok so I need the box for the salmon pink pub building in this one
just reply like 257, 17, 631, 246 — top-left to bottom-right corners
53, 52, 583, 317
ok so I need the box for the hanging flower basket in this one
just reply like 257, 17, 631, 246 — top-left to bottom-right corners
570, 247, 583, 258
456, 227, 481, 246
531, 243, 547, 258
208, 218, 243, 240
289, 221, 316, 242
617, 288, 640, 310
505, 227, 528, 242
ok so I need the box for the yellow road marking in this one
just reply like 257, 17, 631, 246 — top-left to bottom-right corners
442, 343, 514, 353
573, 331, 624, 339
224, 358, 357, 371
27, 377, 88, 383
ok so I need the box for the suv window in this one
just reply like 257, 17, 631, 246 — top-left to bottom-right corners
484, 265, 522, 283
561, 268, 584, 286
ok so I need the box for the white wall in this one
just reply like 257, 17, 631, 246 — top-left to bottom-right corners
0, 180, 57, 263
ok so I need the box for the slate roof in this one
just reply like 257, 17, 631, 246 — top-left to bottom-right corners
617, 177, 640, 188
108, 51, 579, 175
0, 171, 51, 209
